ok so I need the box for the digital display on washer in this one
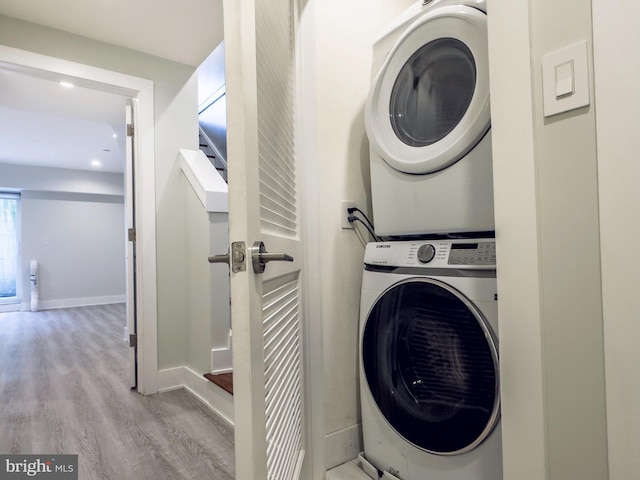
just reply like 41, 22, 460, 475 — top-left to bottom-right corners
448, 242, 496, 266
450, 243, 479, 250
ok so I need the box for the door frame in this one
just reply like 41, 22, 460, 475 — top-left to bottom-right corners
0, 44, 159, 394
296, 0, 326, 477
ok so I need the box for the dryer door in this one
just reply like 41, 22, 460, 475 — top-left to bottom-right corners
365, 5, 489, 174
362, 278, 500, 455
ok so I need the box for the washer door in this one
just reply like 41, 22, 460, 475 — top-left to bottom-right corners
362, 278, 500, 455
365, 5, 489, 174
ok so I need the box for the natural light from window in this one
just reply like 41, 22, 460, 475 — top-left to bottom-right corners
0, 192, 19, 304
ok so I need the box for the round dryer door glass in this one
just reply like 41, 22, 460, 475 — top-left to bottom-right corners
390, 38, 476, 147
364, 5, 490, 174
362, 278, 500, 455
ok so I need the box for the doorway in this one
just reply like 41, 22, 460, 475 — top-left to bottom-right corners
0, 45, 158, 393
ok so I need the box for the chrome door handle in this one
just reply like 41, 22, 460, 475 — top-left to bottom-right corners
208, 252, 230, 265
251, 241, 293, 273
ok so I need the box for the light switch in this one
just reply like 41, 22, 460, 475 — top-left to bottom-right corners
555, 60, 574, 98
542, 40, 590, 117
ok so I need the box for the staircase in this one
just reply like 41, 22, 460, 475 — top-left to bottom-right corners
199, 129, 228, 183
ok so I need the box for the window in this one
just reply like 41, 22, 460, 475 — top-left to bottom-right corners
0, 192, 20, 304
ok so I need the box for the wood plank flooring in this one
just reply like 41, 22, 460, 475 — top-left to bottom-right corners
0, 304, 235, 480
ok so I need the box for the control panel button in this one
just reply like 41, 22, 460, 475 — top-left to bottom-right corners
417, 244, 436, 264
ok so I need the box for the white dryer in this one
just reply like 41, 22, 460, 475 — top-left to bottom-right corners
365, 0, 493, 237
359, 239, 501, 480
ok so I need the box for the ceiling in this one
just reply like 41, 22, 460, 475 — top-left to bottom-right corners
0, 68, 128, 173
0, 0, 224, 174
0, 0, 224, 67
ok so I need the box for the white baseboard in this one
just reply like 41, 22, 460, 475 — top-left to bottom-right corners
157, 367, 185, 391
158, 366, 234, 427
0, 303, 21, 313
21, 294, 126, 311
325, 423, 363, 470
211, 346, 232, 374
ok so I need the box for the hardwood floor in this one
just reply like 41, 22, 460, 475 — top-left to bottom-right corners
0, 304, 235, 479
203, 373, 233, 396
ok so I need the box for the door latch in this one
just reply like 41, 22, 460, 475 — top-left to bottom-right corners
208, 241, 246, 273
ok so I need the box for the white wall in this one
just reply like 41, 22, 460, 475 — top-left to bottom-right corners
21, 190, 125, 309
183, 177, 213, 372
0, 164, 125, 309
592, 1, 640, 478
489, 0, 608, 478
0, 14, 200, 371
313, 0, 414, 468
181, 173, 232, 376
0, 163, 125, 196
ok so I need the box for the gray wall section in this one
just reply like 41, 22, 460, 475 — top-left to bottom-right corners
0, 164, 126, 308
0, 14, 200, 370
21, 190, 126, 308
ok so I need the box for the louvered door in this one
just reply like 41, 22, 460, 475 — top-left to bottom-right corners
224, 0, 306, 479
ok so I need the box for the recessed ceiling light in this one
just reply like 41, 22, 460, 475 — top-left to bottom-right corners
60, 81, 74, 88
112, 133, 117, 138
91, 159, 101, 167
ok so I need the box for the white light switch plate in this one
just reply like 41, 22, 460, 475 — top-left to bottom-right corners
542, 40, 590, 117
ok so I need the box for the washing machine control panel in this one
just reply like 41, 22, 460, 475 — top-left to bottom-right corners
364, 239, 496, 269
447, 241, 496, 266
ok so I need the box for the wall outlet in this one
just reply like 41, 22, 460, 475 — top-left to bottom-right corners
341, 201, 356, 229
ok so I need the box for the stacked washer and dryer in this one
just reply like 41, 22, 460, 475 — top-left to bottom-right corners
358, 1, 501, 479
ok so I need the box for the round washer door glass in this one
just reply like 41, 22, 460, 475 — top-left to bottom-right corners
362, 278, 500, 455
390, 38, 476, 147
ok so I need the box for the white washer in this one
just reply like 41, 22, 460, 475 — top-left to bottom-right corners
365, 0, 493, 237
359, 239, 502, 480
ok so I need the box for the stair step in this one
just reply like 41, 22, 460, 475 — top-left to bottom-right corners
204, 372, 233, 395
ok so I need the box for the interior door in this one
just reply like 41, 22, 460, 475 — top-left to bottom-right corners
124, 101, 137, 389
224, 0, 307, 479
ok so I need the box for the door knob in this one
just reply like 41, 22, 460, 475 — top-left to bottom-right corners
251, 241, 293, 274
208, 251, 230, 265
